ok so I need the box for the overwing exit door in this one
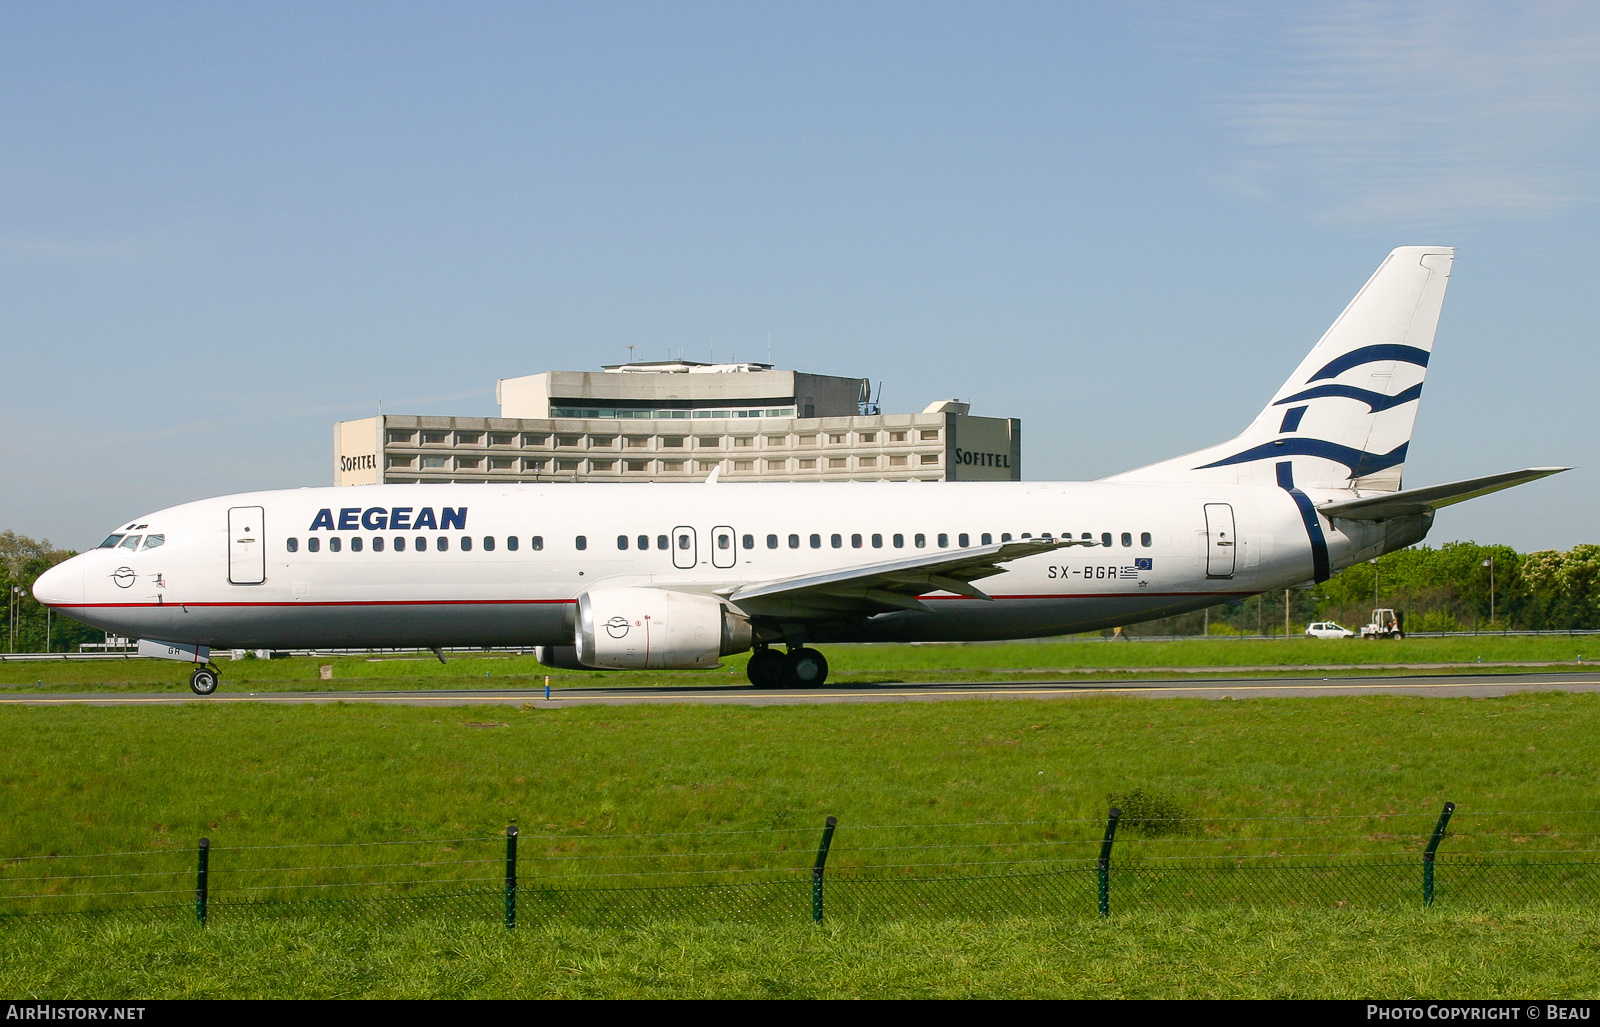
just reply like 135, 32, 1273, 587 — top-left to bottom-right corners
711, 526, 736, 569
1204, 503, 1236, 579
671, 526, 698, 569
228, 506, 266, 585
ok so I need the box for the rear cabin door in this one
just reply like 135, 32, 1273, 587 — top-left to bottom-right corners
228, 506, 266, 584
672, 526, 698, 569
1203, 503, 1236, 579
710, 525, 737, 569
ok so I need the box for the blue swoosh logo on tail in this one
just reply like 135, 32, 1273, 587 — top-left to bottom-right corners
1273, 382, 1423, 412
1309, 344, 1430, 382
1198, 439, 1408, 477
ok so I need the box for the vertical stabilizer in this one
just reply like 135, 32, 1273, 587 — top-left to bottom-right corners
1109, 246, 1453, 492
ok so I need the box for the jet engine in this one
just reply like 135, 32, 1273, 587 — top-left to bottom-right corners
575, 588, 753, 670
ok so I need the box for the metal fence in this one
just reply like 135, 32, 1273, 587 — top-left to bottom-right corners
5, 805, 1599, 929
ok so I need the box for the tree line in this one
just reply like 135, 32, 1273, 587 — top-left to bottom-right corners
1, 531, 100, 653
1132, 541, 1600, 636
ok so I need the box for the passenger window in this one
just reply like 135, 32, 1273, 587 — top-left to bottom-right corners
718, 533, 731, 550
914, 534, 926, 548
830, 534, 842, 549
507, 536, 519, 552
872, 534, 883, 548
766, 534, 778, 549
810, 534, 822, 549
981, 533, 992, 545
416, 536, 428, 552
481, 536, 494, 551
119, 535, 141, 551
893, 534, 904, 548
1001, 533, 1012, 542
461, 536, 473, 552
98, 535, 125, 549
959, 533, 970, 547
938, 534, 948, 548
658, 535, 670, 550
742, 534, 754, 549
142, 535, 165, 551
618, 535, 629, 550
1022, 533, 1032, 539
286, 538, 298, 553
394, 537, 406, 552
638, 535, 649, 551
1122, 532, 1133, 547
351, 537, 364, 552
308, 537, 320, 553
574, 536, 585, 551
329, 537, 342, 553
1141, 532, 1152, 547
678, 534, 690, 550
789, 534, 800, 549
851, 534, 862, 548
437, 536, 449, 552
532, 536, 544, 551
1101, 533, 1112, 547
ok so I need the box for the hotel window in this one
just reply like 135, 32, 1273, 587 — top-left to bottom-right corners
859, 432, 876, 443
489, 457, 514, 470
662, 437, 685, 448
387, 430, 415, 444
890, 431, 907, 442
921, 430, 940, 440
556, 435, 582, 447
921, 454, 939, 465
521, 434, 548, 447
625, 436, 650, 448
388, 456, 414, 468
858, 456, 876, 467
828, 457, 847, 468
422, 456, 447, 469
829, 433, 847, 444
522, 458, 547, 471
889, 455, 908, 467
590, 436, 615, 448
766, 435, 787, 446
455, 432, 482, 446
627, 460, 650, 472
798, 458, 817, 469
422, 431, 448, 444
556, 459, 581, 471
489, 433, 515, 446
734, 437, 753, 447
456, 457, 481, 469
590, 460, 615, 471
662, 460, 684, 471
734, 460, 754, 471
797, 435, 816, 445
767, 459, 787, 471
697, 436, 720, 448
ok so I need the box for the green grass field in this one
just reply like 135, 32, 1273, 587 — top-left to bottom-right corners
1, 634, 1594, 694
4, 677, 1600, 997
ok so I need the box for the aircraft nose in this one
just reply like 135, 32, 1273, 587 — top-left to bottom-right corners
33, 557, 84, 606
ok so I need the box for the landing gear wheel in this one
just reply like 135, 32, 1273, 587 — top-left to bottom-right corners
746, 648, 785, 689
189, 667, 219, 696
782, 647, 829, 688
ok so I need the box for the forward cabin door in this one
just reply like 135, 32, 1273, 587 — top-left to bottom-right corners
1203, 503, 1236, 579
672, 526, 698, 570
228, 506, 267, 584
710, 525, 737, 569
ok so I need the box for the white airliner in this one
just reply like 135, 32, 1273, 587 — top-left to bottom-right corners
34, 247, 1567, 694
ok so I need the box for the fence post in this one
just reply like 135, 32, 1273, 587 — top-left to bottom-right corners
812, 816, 837, 924
1423, 802, 1455, 907
196, 837, 210, 927
505, 823, 518, 929
1097, 808, 1121, 918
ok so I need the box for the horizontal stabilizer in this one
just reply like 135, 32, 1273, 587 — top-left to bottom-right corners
1316, 467, 1569, 521
721, 538, 1083, 618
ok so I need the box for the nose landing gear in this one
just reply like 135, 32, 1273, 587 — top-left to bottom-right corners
745, 646, 829, 689
189, 665, 220, 696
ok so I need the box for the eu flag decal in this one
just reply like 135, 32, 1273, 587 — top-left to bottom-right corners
1134, 558, 1152, 571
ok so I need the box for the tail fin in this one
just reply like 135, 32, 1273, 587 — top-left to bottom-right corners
1110, 246, 1454, 492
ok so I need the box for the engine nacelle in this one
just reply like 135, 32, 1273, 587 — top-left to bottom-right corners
575, 588, 753, 670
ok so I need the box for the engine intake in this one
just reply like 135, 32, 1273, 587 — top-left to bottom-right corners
575, 588, 752, 670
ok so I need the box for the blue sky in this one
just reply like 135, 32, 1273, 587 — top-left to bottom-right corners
3, 1, 1596, 551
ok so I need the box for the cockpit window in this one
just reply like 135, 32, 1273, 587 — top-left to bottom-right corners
142, 535, 165, 551
118, 535, 142, 551
98, 534, 125, 549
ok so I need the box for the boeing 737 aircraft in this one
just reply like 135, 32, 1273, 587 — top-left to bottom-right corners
33, 247, 1568, 694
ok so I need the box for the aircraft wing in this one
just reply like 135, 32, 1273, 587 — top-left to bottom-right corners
720, 537, 1088, 618
1316, 467, 1570, 521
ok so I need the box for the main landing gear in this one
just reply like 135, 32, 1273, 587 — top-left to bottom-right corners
746, 646, 829, 689
189, 665, 220, 696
